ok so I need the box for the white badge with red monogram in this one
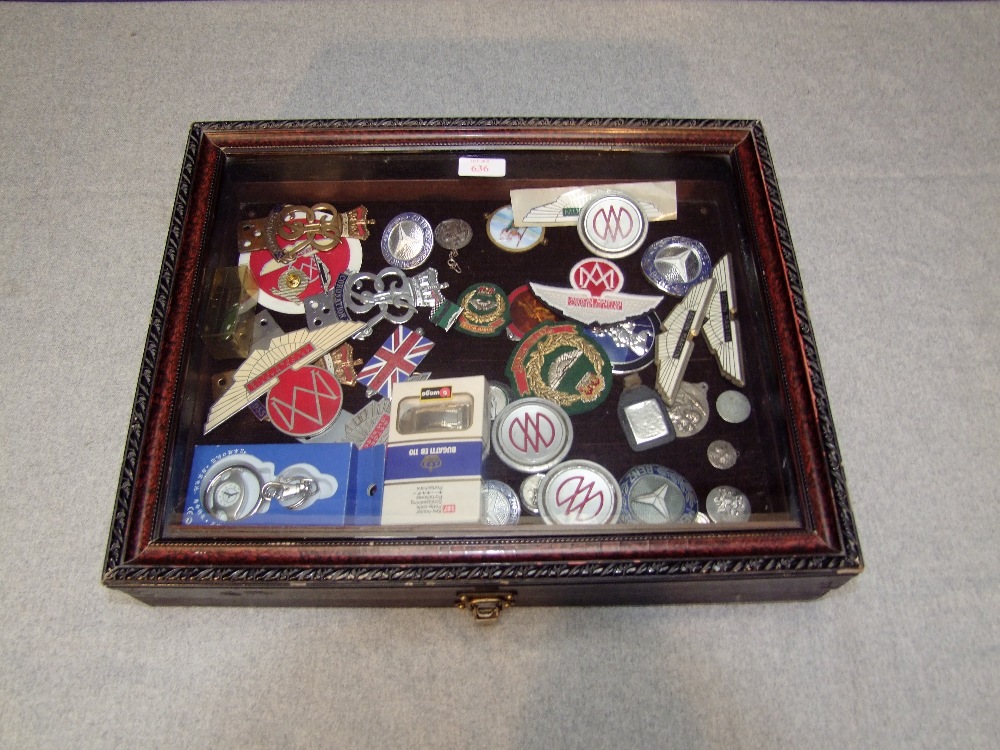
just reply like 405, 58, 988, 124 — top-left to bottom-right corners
530, 258, 662, 325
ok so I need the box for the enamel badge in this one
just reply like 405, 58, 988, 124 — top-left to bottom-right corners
239, 239, 362, 316
357, 325, 435, 398
653, 277, 715, 405
204, 321, 365, 433
530, 258, 662, 325
266, 365, 344, 438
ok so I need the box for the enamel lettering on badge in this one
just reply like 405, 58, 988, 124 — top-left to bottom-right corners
530, 258, 662, 325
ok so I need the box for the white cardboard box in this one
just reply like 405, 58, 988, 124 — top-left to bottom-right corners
380, 376, 489, 525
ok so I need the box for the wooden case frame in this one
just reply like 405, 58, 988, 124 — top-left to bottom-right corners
102, 118, 862, 607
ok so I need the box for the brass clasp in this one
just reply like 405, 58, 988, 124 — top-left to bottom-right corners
456, 593, 515, 622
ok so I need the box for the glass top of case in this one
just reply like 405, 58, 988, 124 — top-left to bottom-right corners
159, 141, 803, 540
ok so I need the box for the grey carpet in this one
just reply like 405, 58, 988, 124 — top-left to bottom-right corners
0, 2, 997, 748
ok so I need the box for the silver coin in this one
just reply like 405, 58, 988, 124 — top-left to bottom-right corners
668, 381, 710, 437
519, 474, 544, 516
716, 390, 751, 424
537, 460, 622, 525
492, 397, 573, 472
707, 440, 738, 470
434, 219, 473, 251
706, 486, 751, 523
481, 480, 521, 525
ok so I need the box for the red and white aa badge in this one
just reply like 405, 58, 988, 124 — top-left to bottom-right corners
266, 365, 344, 438
529, 258, 662, 325
239, 238, 362, 316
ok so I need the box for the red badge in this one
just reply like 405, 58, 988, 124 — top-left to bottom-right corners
506, 284, 558, 340
240, 238, 361, 315
569, 258, 624, 296
266, 365, 343, 438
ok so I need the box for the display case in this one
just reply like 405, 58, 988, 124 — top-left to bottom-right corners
102, 119, 862, 613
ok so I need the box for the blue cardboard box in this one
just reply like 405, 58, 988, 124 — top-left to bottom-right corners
183, 443, 384, 527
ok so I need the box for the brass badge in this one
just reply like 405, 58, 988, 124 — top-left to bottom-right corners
323, 344, 364, 386
238, 204, 374, 264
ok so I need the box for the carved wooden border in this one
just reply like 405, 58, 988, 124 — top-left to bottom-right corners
103, 119, 861, 595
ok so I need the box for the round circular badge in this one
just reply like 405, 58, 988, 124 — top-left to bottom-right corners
507, 322, 612, 415
641, 236, 713, 296
716, 390, 752, 424
706, 485, 752, 523
486, 205, 545, 252
506, 284, 558, 340
577, 193, 648, 259
265, 365, 343, 438
382, 212, 433, 269
434, 218, 473, 251
202, 464, 265, 523
619, 465, 699, 524
481, 480, 521, 525
492, 397, 573, 473
455, 282, 510, 337
585, 312, 659, 374
519, 474, 544, 516
239, 238, 362, 315
538, 460, 622, 525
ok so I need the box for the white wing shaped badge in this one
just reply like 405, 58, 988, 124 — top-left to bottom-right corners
510, 182, 677, 227
529, 258, 662, 326
653, 277, 716, 405
204, 320, 365, 433
530, 282, 662, 326
701, 254, 746, 387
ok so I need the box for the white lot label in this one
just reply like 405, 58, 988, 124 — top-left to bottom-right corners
458, 157, 506, 177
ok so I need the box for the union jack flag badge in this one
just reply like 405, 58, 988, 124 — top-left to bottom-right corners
357, 325, 435, 398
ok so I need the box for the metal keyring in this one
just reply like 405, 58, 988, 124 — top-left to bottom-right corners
202, 463, 266, 522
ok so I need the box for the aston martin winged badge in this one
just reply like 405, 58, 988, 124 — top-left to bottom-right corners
530, 258, 662, 326
701, 254, 746, 387
653, 277, 715, 405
